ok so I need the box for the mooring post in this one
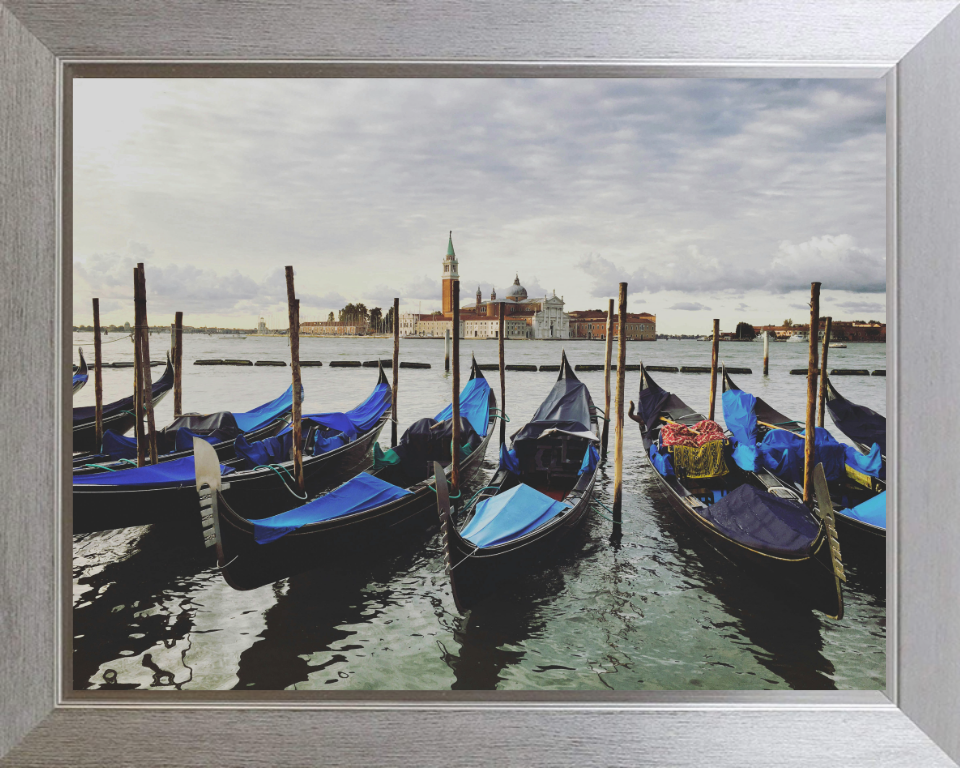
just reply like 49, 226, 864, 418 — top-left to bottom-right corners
444, 328, 450, 373
284, 266, 305, 493
451, 280, 461, 498
499, 309, 506, 447
136, 265, 159, 464
173, 311, 183, 418
803, 282, 821, 504
763, 329, 770, 376
602, 298, 614, 459
708, 318, 720, 421
92, 298, 104, 449
132, 269, 145, 467
612, 283, 627, 521
818, 316, 832, 427
392, 297, 400, 448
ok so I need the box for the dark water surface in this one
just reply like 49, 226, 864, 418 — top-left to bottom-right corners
72, 334, 886, 691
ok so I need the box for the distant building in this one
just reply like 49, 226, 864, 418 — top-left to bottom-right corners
754, 320, 885, 342
409, 232, 571, 339
300, 321, 367, 336
568, 310, 657, 340
257, 316, 268, 334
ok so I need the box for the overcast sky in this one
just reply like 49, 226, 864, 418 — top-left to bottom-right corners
73, 78, 886, 334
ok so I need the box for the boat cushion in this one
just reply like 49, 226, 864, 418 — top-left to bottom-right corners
460, 483, 570, 549
73, 455, 235, 489
698, 483, 820, 557
250, 472, 412, 544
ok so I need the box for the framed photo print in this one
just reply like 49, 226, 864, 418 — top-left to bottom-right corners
2, 1, 959, 765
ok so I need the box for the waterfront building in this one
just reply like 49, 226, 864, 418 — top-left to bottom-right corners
568, 310, 657, 340
409, 232, 571, 339
753, 320, 885, 342
300, 321, 367, 336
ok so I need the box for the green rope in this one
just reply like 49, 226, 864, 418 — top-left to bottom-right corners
254, 463, 308, 500
463, 485, 499, 511
592, 498, 621, 525
84, 463, 117, 472
490, 409, 511, 423
593, 406, 610, 423
426, 484, 461, 500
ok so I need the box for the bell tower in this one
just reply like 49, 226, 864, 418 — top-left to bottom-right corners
442, 231, 459, 316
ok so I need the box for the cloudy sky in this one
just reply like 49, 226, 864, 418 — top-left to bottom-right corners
73, 78, 886, 334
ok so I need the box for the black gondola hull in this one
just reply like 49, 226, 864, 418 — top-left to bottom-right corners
212, 409, 496, 591
72, 416, 387, 535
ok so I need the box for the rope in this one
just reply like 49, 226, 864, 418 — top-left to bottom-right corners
254, 464, 308, 500
214, 555, 239, 571
426, 484, 461, 500
490, 409, 510, 423
83, 463, 117, 472
72, 333, 135, 346
592, 498, 622, 525
462, 484, 499, 512
449, 542, 481, 572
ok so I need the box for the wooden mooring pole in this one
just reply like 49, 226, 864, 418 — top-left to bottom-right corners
285, 266, 305, 493
612, 283, 627, 520
135, 265, 159, 464
132, 270, 145, 467
173, 311, 183, 418
499, 309, 506, 447
763, 330, 770, 376
392, 297, 400, 447
602, 298, 614, 459
708, 318, 720, 421
92, 298, 104, 449
803, 282, 821, 504
444, 329, 451, 373
818, 316, 832, 427
451, 280, 461, 498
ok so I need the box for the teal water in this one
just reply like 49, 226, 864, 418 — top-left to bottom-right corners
71, 334, 886, 691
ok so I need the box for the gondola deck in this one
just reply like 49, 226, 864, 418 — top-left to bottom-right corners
636, 364, 845, 619
437, 351, 601, 613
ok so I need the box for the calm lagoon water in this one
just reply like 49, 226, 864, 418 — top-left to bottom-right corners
71, 333, 886, 691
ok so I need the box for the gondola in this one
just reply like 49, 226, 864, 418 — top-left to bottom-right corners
73, 382, 298, 472
824, 375, 886, 459
193, 357, 497, 591
436, 351, 600, 613
72, 354, 175, 453
72, 348, 89, 394
632, 363, 845, 618
721, 367, 885, 568
73, 365, 393, 534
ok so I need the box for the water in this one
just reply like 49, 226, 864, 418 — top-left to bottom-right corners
71, 334, 886, 691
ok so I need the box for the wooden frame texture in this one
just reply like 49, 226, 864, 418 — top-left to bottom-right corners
1, 2, 959, 765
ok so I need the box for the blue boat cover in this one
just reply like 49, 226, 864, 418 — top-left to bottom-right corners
649, 443, 675, 476
722, 388, 760, 471
844, 441, 883, 479
341, 382, 393, 433
827, 388, 886, 454
251, 472, 412, 544
638, 372, 670, 430
698, 483, 820, 557
459, 483, 569, 548
173, 428, 224, 453
73, 371, 88, 389
758, 427, 846, 486
232, 384, 300, 433
101, 429, 139, 460
499, 444, 521, 475
839, 491, 886, 529
73, 455, 235, 488
279, 411, 358, 442
434, 377, 492, 436
512, 373, 595, 445
579, 444, 600, 476
73, 359, 173, 425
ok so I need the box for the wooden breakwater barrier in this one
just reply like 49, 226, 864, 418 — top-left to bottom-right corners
791, 368, 815, 375
539, 364, 560, 372
830, 369, 870, 376
505, 364, 537, 371
329, 360, 362, 368
194, 359, 223, 366
301, 361, 323, 367
400, 362, 431, 369
576, 364, 642, 372
254, 360, 286, 367
362, 359, 393, 368
872, 369, 886, 376
646, 365, 679, 373
681, 365, 752, 374
478, 363, 499, 371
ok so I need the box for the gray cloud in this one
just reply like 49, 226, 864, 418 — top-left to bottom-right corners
832, 299, 886, 316
670, 302, 712, 311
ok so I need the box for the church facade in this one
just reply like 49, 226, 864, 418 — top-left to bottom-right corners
402, 233, 571, 340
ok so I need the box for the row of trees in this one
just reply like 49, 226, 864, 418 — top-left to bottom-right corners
326, 303, 396, 334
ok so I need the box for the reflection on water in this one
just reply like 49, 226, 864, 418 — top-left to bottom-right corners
72, 336, 886, 691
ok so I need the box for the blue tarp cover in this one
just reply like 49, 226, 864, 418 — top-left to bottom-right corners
101, 430, 138, 460
839, 491, 886, 529
434, 377, 492, 437
499, 444, 521, 475
279, 411, 358, 442
698, 483, 820, 557
722, 388, 760, 471
580, 444, 600, 476
758, 427, 846, 486
827, 390, 886, 455
251, 472, 412, 544
460, 483, 569, 549
73, 371, 88, 388
343, 382, 393, 433
73, 455, 235, 488
232, 385, 299, 433
842, 441, 883, 479
649, 443, 675, 476
638, 374, 670, 430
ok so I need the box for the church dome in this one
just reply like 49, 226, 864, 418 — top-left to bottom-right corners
505, 274, 527, 300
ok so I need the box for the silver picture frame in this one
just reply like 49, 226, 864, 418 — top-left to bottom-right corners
2, 1, 959, 764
